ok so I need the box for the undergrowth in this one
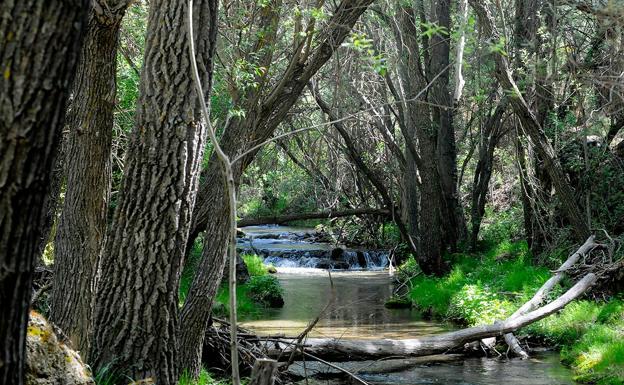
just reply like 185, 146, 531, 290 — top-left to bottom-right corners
406, 212, 623, 384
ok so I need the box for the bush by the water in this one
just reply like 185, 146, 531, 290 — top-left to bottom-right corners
407, 238, 623, 384
247, 275, 284, 308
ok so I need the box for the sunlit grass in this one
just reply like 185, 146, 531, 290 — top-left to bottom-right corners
407, 236, 624, 384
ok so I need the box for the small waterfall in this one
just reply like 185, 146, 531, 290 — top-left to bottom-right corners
237, 225, 390, 270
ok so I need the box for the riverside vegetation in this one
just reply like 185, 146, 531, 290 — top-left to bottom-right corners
396, 213, 624, 385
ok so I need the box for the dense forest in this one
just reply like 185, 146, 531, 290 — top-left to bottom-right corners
1, 0, 623, 385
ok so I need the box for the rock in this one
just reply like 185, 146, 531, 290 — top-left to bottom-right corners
356, 251, 368, 268
315, 259, 332, 269
332, 261, 350, 270
264, 292, 285, 308
25, 311, 94, 385
330, 247, 344, 261
267, 265, 278, 274
384, 296, 412, 309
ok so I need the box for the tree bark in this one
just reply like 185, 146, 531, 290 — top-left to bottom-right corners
179, 0, 374, 376
51, 0, 132, 357
469, 0, 591, 241
89, 0, 218, 382
397, 4, 446, 275
0, 2, 89, 384
429, 0, 467, 249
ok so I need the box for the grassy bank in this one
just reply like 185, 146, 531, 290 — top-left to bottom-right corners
403, 239, 623, 384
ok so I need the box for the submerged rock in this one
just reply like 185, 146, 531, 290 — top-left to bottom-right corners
25, 311, 94, 385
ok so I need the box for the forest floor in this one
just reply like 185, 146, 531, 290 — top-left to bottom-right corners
404, 238, 624, 385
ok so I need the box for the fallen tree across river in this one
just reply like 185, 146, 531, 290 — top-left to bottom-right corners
237, 208, 390, 227
268, 272, 596, 361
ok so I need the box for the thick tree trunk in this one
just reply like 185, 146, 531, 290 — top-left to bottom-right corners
397, 4, 446, 275
89, 0, 218, 382
429, 0, 466, 249
179, 0, 374, 376
238, 208, 390, 227
469, 0, 590, 241
271, 273, 596, 361
0, 2, 89, 384
51, 1, 131, 357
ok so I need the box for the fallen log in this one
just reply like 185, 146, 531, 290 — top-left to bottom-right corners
504, 235, 599, 358
237, 208, 390, 227
269, 273, 596, 361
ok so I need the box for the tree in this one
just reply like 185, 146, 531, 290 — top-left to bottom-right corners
179, 0, 375, 376
0, 2, 89, 384
51, 0, 134, 357
468, 0, 591, 241
89, 0, 218, 382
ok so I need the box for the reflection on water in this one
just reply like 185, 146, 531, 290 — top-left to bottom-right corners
240, 270, 450, 339
242, 269, 577, 384
359, 353, 575, 384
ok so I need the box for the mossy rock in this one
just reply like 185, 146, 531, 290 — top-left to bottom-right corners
267, 265, 278, 274
385, 296, 412, 309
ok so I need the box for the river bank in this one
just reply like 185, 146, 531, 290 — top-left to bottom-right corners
404, 238, 623, 385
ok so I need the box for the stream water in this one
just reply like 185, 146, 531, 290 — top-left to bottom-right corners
237, 225, 577, 384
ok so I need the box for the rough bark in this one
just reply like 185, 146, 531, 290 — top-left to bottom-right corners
51, 0, 132, 357
397, 4, 446, 275
179, 0, 374, 376
469, 0, 591, 240
238, 208, 390, 227
271, 273, 597, 361
429, 0, 466, 249
89, 0, 218, 382
0, 2, 89, 384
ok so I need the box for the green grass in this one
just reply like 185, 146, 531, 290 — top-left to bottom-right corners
242, 253, 268, 277
407, 238, 624, 384
179, 369, 225, 385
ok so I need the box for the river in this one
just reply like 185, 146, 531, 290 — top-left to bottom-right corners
237, 225, 577, 384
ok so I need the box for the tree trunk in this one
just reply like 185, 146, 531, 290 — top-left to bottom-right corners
429, 0, 466, 249
51, 1, 131, 357
0, 2, 89, 384
179, 1, 374, 376
397, 4, 446, 275
89, 0, 218, 382
470, 99, 508, 249
469, 0, 590, 241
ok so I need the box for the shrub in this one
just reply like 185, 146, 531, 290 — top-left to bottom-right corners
242, 253, 268, 277
247, 275, 284, 308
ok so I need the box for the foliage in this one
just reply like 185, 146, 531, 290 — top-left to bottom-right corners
246, 275, 284, 307
179, 369, 225, 385
408, 237, 624, 384
241, 254, 269, 277
396, 254, 421, 282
